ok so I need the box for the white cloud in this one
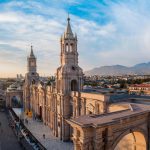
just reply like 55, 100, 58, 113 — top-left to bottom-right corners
0, 13, 19, 22
1, 0, 150, 76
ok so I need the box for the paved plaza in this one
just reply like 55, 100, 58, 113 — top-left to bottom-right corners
24, 117, 73, 150
0, 111, 22, 150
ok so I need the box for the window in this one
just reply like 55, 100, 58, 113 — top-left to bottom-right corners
70, 43, 73, 52
66, 43, 69, 52
71, 80, 78, 91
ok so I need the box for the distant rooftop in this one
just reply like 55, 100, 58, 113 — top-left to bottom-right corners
83, 87, 127, 95
130, 84, 150, 88
109, 93, 150, 103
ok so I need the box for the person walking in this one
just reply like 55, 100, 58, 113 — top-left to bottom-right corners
43, 134, 45, 139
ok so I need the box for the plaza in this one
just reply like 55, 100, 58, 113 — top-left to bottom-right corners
24, 116, 73, 150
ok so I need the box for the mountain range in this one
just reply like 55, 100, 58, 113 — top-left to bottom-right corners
84, 62, 150, 76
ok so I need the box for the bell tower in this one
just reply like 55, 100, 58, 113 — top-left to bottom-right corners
56, 16, 83, 141
60, 17, 78, 66
56, 16, 83, 94
25, 45, 39, 84
27, 45, 37, 74
24, 45, 39, 111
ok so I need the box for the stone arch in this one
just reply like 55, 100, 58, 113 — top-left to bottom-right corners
112, 128, 147, 150
71, 80, 78, 91
11, 95, 22, 108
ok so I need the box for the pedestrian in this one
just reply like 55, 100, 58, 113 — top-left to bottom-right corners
43, 134, 45, 139
25, 118, 28, 125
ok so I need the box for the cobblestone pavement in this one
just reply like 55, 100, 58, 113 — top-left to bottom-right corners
24, 117, 73, 150
0, 111, 22, 150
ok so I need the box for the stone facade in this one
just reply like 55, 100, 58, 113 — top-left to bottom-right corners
23, 17, 111, 141
129, 84, 150, 95
23, 16, 150, 150
68, 103, 150, 150
6, 81, 23, 108
24, 45, 39, 111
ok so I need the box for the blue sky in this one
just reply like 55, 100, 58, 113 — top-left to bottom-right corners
1, 0, 150, 77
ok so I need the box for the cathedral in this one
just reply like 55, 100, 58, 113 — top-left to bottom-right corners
23, 16, 108, 141
6, 16, 150, 150
24, 16, 83, 141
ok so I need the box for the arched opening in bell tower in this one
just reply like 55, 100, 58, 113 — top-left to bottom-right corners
71, 80, 78, 91
66, 43, 69, 52
70, 43, 73, 52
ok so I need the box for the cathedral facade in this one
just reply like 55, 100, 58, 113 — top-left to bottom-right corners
23, 17, 108, 141
4, 16, 149, 150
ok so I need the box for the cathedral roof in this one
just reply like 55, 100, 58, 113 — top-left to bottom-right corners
64, 16, 74, 39
30, 45, 35, 58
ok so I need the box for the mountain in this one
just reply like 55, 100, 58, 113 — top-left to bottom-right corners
84, 62, 150, 76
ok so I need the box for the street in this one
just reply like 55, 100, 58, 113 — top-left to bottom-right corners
0, 111, 22, 150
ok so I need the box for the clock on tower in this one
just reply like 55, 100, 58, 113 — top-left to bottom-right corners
30, 61, 35, 67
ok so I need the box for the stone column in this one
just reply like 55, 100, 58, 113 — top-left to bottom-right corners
62, 119, 70, 141
105, 127, 113, 150
76, 97, 80, 117
72, 128, 82, 150
94, 128, 105, 150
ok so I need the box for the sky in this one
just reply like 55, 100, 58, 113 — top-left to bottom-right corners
1, 0, 150, 77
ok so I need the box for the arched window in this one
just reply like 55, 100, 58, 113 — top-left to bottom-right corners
66, 43, 69, 52
71, 80, 78, 91
70, 43, 73, 52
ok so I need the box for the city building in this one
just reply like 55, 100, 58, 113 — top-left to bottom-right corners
6, 81, 23, 108
23, 17, 109, 141
129, 84, 150, 95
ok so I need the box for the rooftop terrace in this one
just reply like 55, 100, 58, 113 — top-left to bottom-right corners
68, 103, 150, 128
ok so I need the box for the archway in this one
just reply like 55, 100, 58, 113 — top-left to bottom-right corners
11, 96, 22, 108
114, 131, 146, 150
71, 80, 78, 91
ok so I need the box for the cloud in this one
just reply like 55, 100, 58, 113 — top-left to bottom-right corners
82, 0, 150, 69
0, 13, 19, 22
1, 0, 150, 77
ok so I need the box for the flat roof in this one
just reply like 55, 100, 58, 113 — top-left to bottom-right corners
130, 84, 150, 88
68, 103, 150, 128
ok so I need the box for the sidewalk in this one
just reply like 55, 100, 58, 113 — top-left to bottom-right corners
24, 117, 73, 150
